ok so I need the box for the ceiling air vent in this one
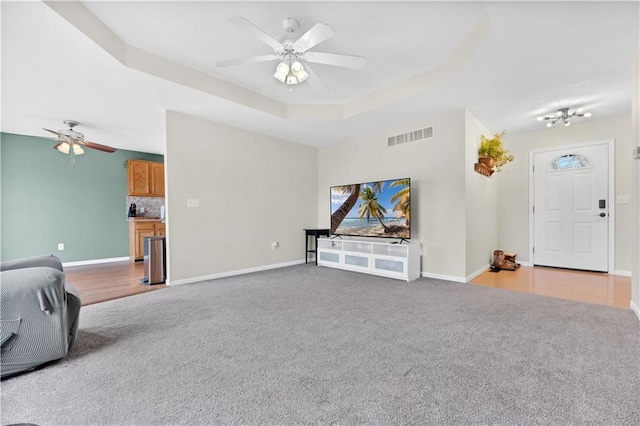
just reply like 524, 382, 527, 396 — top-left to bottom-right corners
388, 126, 434, 147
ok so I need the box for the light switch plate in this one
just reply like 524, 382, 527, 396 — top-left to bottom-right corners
187, 199, 200, 208
617, 195, 630, 204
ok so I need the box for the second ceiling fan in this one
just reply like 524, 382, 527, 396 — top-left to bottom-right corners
216, 16, 366, 93
43, 120, 116, 163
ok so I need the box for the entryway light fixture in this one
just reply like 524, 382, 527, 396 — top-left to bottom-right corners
537, 107, 592, 128
273, 59, 309, 85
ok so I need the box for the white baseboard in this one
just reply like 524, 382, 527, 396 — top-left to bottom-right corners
631, 300, 640, 322
421, 271, 466, 283
168, 259, 306, 286
63, 256, 129, 267
509, 261, 629, 272
466, 264, 490, 282
421, 263, 511, 283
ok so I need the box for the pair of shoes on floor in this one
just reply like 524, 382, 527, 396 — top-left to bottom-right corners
492, 250, 520, 271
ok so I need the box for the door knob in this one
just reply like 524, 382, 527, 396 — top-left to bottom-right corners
594, 212, 607, 217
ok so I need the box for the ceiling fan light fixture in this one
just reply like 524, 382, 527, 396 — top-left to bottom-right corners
291, 61, 308, 82
564, 120, 571, 127
57, 142, 71, 154
291, 61, 303, 72
584, 112, 592, 118
273, 61, 289, 83
221, 16, 367, 93
44, 121, 116, 162
276, 60, 308, 85
67, 130, 83, 140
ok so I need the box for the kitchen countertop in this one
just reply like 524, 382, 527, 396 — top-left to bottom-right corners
127, 217, 163, 222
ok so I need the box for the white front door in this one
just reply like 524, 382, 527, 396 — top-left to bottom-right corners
533, 143, 609, 272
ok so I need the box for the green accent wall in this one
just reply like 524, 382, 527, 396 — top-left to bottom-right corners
1, 132, 163, 262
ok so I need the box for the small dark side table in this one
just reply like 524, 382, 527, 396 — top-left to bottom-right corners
304, 229, 330, 265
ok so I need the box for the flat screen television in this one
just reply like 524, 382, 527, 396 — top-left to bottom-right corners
330, 178, 411, 239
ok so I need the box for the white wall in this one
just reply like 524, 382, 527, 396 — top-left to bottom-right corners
631, 53, 639, 318
163, 107, 634, 290
165, 111, 318, 284
498, 115, 634, 273
317, 109, 469, 280
465, 111, 498, 277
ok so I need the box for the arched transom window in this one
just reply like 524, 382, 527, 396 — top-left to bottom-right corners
547, 154, 593, 171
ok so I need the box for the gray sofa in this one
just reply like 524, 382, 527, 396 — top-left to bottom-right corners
1, 255, 81, 378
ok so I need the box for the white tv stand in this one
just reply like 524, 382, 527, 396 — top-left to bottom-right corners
317, 238, 421, 282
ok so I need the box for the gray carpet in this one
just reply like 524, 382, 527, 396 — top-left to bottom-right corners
2, 264, 639, 425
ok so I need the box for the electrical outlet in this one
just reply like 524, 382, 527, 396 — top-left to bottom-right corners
187, 199, 200, 208
57, 243, 64, 251
272, 241, 279, 250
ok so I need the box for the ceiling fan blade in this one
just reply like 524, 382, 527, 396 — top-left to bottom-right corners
303, 63, 330, 94
82, 140, 116, 153
303, 52, 366, 69
293, 23, 334, 53
216, 54, 280, 68
43, 128, 64, 137
229, 16, 284, 52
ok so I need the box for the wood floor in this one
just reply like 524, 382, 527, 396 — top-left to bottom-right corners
470, 265, 631, 309
64, 261, 167, 306
65, 261, 631, 310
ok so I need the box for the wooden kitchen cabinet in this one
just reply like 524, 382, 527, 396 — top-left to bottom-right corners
129, 221, 166, 262
128, 160, 150, 196
150, 162, 165, 197
155, 222, 166, 237
128, 159, 164, 197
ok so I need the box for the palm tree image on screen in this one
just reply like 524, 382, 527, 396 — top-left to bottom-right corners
330, 179, 410, 239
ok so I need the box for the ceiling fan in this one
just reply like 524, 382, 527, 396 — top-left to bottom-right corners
216, 16, 366, 93
43, 120, 116, 162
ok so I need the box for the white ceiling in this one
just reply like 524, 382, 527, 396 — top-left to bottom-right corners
2, 1, 638, 154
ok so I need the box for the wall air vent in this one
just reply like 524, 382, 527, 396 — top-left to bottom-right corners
388, 126, 434, 147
